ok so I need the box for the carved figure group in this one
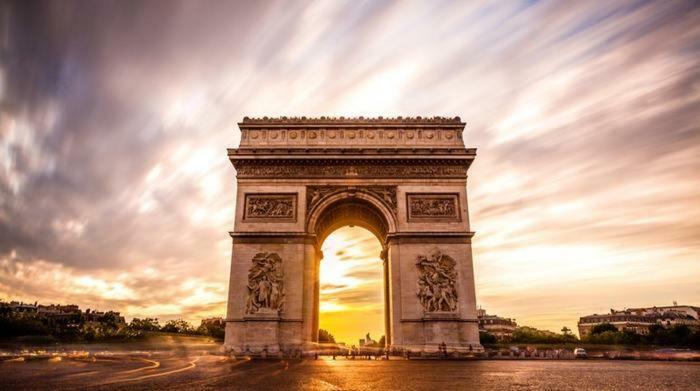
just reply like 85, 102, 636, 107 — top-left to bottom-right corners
416, 250, 458, 312
410, 198, 456, 217
245, 252, 285, 314
246, 197, 294, 218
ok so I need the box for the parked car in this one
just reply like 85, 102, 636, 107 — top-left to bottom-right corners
574, 348, 588, 359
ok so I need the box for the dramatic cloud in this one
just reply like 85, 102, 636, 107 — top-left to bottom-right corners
1, 1, 698, 333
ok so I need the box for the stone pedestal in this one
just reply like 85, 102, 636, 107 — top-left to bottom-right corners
240, 311, 281, 356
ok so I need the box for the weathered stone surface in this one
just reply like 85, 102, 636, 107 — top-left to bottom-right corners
224, 117, 482, 356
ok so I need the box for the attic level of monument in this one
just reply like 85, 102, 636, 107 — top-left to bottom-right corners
238, 116, 467, 149
239, 116, 465, 126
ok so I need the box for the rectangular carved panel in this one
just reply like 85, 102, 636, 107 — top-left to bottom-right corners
406, 193, 460, 221
244, 193, 297, 221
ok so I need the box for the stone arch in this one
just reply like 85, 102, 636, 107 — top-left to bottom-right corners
306, 189, 396, 346
306, 188, 397, 248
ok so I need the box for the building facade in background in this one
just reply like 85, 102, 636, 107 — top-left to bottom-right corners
578, 305, 700, 337
477, 308, 517, 341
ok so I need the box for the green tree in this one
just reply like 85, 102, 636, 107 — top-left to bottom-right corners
130, 317, 161, 332
479, 331, 497, 344
196, 320, 225, 340
511, 326, 578, 343
318, 328, 336, 343
161, 319, 195, 334
591, 323, 618, 335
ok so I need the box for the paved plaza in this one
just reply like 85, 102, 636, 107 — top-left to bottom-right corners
1, 352, 699, 390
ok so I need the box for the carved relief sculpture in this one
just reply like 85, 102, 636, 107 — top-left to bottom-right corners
407, 193, 460, 220
245, 252, 285, 314
244, 194, 296, 220
236, 164, 468, 179
306, 185, 397, 216
416, 250, 458, 312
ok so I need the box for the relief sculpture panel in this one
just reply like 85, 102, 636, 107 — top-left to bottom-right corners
416, 250, 458, 313
245, 252, 285, 315
244, 193, 297, 220
407, 193, 460, 221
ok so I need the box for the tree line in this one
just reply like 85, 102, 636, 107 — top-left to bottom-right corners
480, 324, 700, 347
0, 306, 223, 342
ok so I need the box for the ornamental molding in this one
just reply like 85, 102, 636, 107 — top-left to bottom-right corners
240, 116, 464, 125
235, 164, 468, 179
306, 185, 397, 217
239, 128, 464, 148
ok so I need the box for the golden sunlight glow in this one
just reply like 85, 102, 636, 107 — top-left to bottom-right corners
319, 226, 384, 345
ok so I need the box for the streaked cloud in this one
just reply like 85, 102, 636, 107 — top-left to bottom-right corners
1, 0, 698, 334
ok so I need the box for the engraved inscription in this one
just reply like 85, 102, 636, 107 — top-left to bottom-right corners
244, 194, 296, 220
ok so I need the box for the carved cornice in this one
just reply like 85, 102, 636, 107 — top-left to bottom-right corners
240, 116, 463, 126
234, 163, 469, 179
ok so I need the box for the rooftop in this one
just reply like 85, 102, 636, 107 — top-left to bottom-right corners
239, 116, 464, 126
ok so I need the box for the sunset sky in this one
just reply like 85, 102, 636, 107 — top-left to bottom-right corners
1, 1, 699, 340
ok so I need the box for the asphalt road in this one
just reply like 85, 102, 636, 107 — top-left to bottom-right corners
1, 353, 699, 390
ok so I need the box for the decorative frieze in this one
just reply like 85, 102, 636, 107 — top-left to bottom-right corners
407, 193, 460, 221
306, 185, 397, 217
245, 252, 285, 315
236, 164, 468, 179
416, 250, 458, 313
239, 127, 464, 148
244, 193, 297, 220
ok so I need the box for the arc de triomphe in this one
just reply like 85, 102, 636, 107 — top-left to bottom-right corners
224, 116, 482, 356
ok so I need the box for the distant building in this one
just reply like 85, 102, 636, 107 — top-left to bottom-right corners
2, 301, 124, 326
7, 301, 38, 313
578, 304, 700, 337
477, 308, 517, 341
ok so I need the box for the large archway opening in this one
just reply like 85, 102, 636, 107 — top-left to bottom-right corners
318, 226, 385, 347
307, 193, 395, 350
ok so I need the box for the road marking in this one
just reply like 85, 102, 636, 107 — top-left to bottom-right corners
118, 358, 160, 374
102, 356, 200, 384
63, 370, 99, 379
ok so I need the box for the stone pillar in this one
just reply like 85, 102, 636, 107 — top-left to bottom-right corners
301, 242, 318, 349
381, 247, 391, 346
386, 242, 403, 348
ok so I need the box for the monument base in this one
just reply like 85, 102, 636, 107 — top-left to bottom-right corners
235, 311, 282, 357
398, 314, 484, 356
